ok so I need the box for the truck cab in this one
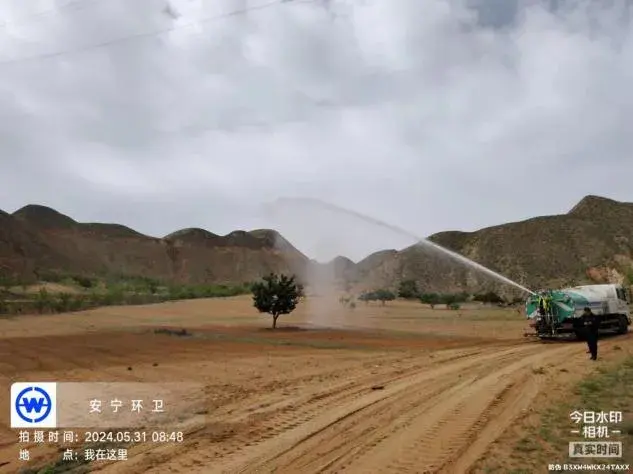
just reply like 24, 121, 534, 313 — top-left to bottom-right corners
615, 285, 631, 323
571, 283, 630, 334
616, 285, 629, 304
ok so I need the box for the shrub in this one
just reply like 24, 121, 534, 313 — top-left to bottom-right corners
473, 291, 504, 304
397, 280, 419, 299
419, 293, 441, 308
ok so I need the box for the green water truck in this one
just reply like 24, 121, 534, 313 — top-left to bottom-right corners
525, 284, 631, 339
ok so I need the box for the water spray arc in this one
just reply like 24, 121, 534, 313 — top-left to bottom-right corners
267, 197, 536, 295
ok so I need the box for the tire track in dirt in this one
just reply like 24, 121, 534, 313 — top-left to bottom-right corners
374, 357, 545, 473
296, 373, 484, 473
441, 368, 542, 473
216, 346, 489, 427
237, 344, 551, 474
207, 344, 546, 474
313, 344, 570, 473
260, 350, 533, 473
95, 343, 547, 474
94, 346, 499, 473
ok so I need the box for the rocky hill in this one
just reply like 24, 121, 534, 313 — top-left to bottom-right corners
349, 195, 633, 297
0, 205, 309, 285
1, 195, 631, 296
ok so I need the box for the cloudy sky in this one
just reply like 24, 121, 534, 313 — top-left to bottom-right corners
0, 0, 631, 262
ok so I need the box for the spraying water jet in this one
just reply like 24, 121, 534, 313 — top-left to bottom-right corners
265, 197, 536, 295
261, 197, 632, 341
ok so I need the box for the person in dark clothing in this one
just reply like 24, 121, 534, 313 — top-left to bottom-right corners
583, 307, 600, 360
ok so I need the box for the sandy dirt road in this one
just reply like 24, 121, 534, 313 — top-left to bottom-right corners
92, 339, 581, 474
0, 297, 620, 473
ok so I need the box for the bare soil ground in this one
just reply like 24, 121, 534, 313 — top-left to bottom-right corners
0, 296, 630, 473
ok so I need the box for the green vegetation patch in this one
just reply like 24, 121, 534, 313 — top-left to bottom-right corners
0, 272, 252, 315
479, 356, 633, 472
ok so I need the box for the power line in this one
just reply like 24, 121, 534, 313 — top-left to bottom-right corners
0, 0, 316, 67
0, 0, 393, 133
0, 0, 101, 28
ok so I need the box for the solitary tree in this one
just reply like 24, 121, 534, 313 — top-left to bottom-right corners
252, 273, 304, 329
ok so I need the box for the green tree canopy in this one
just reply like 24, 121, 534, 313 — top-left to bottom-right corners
251, 273, 304, 329
419, 293, 441, 308
359, 289, 396, 305
397, 279, 419, 299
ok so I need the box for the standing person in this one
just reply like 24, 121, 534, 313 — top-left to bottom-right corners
583, 307, 600, 360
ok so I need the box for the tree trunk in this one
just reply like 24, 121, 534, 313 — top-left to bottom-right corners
272, 314, 278, 329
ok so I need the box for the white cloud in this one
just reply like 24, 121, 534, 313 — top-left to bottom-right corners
0, 0, 631, 262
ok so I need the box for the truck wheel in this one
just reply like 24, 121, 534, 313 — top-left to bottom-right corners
617, 316, 629, 335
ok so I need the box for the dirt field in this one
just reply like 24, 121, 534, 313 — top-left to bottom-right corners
0, 296, 630, 473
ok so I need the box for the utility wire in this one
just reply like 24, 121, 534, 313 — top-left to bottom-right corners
0, 0, 391, 133
0, 0, 316, 67
0, 0, 102, 28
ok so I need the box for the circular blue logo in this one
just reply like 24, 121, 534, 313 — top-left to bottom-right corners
15, 386, 52, 424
